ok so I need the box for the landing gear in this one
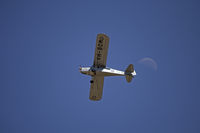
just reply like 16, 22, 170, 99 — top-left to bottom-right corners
90, 80, 94, 83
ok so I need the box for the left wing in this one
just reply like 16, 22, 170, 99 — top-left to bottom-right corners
89, 76, 104, 101
93, 34, 109, 68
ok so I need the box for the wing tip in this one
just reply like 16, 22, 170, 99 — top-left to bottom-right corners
89, 96, 102, 101
97, 33, 109, 39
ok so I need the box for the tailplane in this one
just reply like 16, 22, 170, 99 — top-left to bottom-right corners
125, 64, 134, 83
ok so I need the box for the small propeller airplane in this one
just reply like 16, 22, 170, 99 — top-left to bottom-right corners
80, 33, 136, 101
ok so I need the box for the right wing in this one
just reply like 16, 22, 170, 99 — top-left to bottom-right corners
93, 34, 109, 68
89, 76, 104, 101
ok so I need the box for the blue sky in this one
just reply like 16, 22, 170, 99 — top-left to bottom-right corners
0, 0, 200, 133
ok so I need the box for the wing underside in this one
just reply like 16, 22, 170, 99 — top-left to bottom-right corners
93, 34, 109, 68
89, 76, 104, 101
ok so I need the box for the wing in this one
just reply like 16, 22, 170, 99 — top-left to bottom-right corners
93, 34, 109, 68
89, 76, 104, 101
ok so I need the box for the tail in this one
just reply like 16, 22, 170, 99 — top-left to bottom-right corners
125, 64, 135, 83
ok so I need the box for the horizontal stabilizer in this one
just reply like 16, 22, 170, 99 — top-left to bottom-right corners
125, 64, 134, 73
125, 75, 132, 83
125, 64, 134, 83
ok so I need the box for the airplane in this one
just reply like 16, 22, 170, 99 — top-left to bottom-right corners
79, 33, 136, 101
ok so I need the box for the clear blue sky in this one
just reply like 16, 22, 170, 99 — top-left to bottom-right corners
1, 0, 200, 133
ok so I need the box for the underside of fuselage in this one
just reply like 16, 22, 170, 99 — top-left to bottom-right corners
80, 67, 125, 77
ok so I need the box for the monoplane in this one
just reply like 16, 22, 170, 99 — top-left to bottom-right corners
80, 34, 136, 101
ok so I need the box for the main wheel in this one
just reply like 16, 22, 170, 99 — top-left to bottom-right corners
90, 80, 94, 83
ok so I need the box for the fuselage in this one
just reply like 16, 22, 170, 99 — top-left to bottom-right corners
80, 66, 136, 77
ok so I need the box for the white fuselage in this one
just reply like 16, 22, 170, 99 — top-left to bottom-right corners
80, 67, 136, 77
